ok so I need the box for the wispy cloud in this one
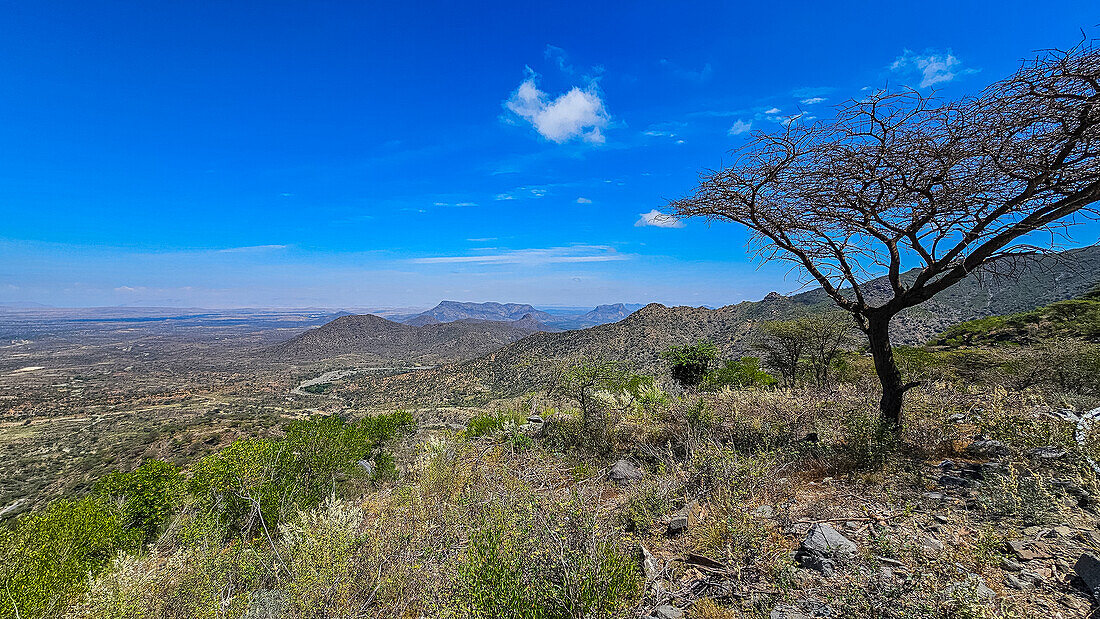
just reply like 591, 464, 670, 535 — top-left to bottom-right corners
576, 197, 592, 204
728, 119, 752, 135
410, 245, 629, 265
495, 193, 515, 200
544, 44, 573, 74
799, 97, 826, 105
504, 70, 610, 144
890, 49, 976, 88
215, 244, 288, 254
635, 210, 685, 229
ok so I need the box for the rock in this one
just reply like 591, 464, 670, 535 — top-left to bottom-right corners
609, 459, 643, 483
653, 605, 683, 619
1000, 557, 1024, 572
754, 504, 777, 519
922, 536, 945, 554
1075, 553, 1100, 598
770, 604, 810, 619
1051, 525, 1074, 538
1021, 569, 1048, 586
526, 415, 543, 424
922, 491, 945, 501
801, 523, 858, 559
640, 544, 658, 582
966, 438, 1010, 458
938, 475, 971, 488
667, 514, 688, 535
517, 420, 545, 437
947, 412, 969, 423
946, 575, 995, 601
1005, 574, 1028, 590
1028, 446, 1068, 460
1007, 540, 1053, 561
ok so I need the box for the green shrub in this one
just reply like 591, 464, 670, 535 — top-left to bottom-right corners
95, 459, 184, 543
662, 341, 718, 389
0, 495, 137, 619
189, 411, 414, 537
703, 357, 777, 390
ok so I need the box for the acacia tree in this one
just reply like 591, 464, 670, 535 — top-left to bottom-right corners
670, 43, 1100, 425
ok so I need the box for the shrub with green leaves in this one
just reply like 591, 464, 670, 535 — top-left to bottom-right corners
0, 495, 137, 619
95, 459, 184, 543
662, 341, 718, 389
703, 357, 777, 390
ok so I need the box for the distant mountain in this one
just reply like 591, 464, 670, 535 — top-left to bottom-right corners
271, 313, 546, 364
400, 300, 643, 330
404, 301, 554, 324
347, 246, 1100, 405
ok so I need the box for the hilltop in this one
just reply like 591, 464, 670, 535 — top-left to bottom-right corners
270, 313, 545, 364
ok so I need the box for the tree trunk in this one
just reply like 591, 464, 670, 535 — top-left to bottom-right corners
864, 313, 913, 426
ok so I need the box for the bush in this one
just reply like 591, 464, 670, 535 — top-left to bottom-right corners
662, 341, 718, 389
703, 357, 777, 390
95, 459, 184, 543
0, 495, 137, 619
189, 411, 414, 537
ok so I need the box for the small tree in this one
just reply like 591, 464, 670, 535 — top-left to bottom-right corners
558, 360, 628, 431
802, 312, 856, 387
661, 340, 719, 389
753, 320, 806, 386
671, 43, 1100, 424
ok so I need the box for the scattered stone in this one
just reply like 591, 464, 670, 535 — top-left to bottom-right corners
1008, 540, 1053, 561
609, 459, 643, 483
1051, 525, 1074, 538
652, 604, 683, 619
1000, 557, 1024, 572
922, 536, 946, 554
947, 412, 969, 423
946, 575, 995, 601
1021, 568, 1049, 586
770, 604, 810, 619
922, 491, 945, 501
1075, 553, 1100, 598
1028, 446, 1068, 460
1023, 526, 1042, 536
966, 438, 1010, 457
666, 500, 700, 536
754, 504, 777, 519
1005, 574, 1029, 590
802, 523, 858, 559
938, 475, 971, 488
640, 544, 658, 582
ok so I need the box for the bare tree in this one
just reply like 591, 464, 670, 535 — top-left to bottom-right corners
753, 320, 806, 386
670, 43, 1100, 425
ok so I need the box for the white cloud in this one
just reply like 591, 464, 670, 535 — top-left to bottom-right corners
728, 119, 752, 135
495, 193, 515, 200
576, 197, 592, 204
410, 245, 628, 265
891, 49, 971, 88
635, 209, 685, 229
764, 107, 781, 115
504, 74, 610, 144
799, 97, 826, 105
454, 202, 478, 207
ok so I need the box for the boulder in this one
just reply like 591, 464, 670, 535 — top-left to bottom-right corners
666, 500, 700, 536
1028, 446, 1067, 460
652, 605, 683, 619
801, 523, 857, 559
640, 544, 659, 582
1074, 553, 1100, 598
609, 459, 644, 483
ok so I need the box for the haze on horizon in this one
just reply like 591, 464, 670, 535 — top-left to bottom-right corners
1, 1, 1098, 309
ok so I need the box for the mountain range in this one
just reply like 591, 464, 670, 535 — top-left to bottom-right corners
396, 301, 645, 330
333, 246, 1100, 405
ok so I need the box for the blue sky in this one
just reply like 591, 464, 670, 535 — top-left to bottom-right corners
1, 1, 1097, 308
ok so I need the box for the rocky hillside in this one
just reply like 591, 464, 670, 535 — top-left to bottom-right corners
270, 313, 545, 364
349, 246, 1100, 404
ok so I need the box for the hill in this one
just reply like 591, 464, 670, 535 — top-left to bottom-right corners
349, 246, 1100, 404
271, 313, 545, 364
931, 286, 1100, 347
